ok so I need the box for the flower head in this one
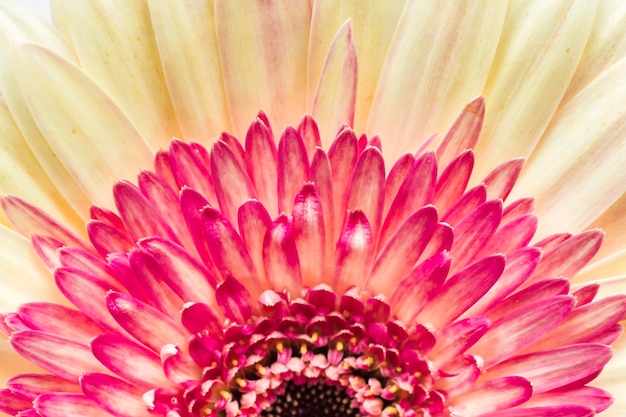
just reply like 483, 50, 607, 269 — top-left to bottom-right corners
0, 1, 625, 417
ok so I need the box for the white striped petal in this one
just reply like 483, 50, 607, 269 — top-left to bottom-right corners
474, 0, 598, 180
367, 0, 506, 161
215, 0, 311, 135
307, 0, 406, 132
147, 0, 231, 143
15, 42, 154, 210
511, 57, 626, 238
50, 0, 180, 149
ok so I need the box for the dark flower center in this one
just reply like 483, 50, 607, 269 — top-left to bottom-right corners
261, 380, 363, 417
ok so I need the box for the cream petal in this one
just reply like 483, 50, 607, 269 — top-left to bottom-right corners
147, 0, 231, 143
50, 0, 181, 149
367, 0, 506, 161
215, 0, 311, 135
0, 343, 42, 389
594, 333, 626, 416
307, 0, 406, 132
0, 2, 91, 219
560, 0, 626, 106
311, 20, 358, 145
511, 57, 626, 238
0, 98, 82, 231
0, 225, 66, 311
15, 42, 154, 209
474, 0, 598, 180
577, 250, 626, 284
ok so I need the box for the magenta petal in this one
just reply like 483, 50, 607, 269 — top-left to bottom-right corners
238, 199, 272, 287
215, 275, 255, 323
434, 150, 474, 214
245, 118, 278, 216
210, 140, 257, 226
442, 184, 487, 227
10, 331, 108, 382
390, 252, 450, 323
309, 148, 335, 258
346, 146, 385, 242
106, 292, 188, 353
202, 206, 261, 294
328, 127, 359, 231
366, 206, 438, 295
17, 302, 103, 343
137, 237, 218, 301
0, 389, 32, 415
80, 373, 152, 417
471, 295, 575, 367
87, 220, 134, 257
431, 316, 490, 368
6, 374, 81, 400
169, 139, 217, 207
277, 126, 309, 214
330, 210, 373, 293
34, 393, 108, 417
262, 214, 303, 295
292, 184, 326, 287
179, 187, 215, 270
91, 334, 169, 387
484, 344, 612, 394
383, 153, 415, 219
449, 200, 502, 274
161, 344, 202, 384
523, 386, 613, 413
58, 247, 119, 287
451, 376, 532, 415
379, 151, 437, 249
416, 255, 505, 329
462, 247, 542, 318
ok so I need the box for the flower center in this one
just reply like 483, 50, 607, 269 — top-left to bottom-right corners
261, 380, 362, 417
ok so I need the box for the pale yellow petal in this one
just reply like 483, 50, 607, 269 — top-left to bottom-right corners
367, 0, 506, 161
0, 97, 83, 231
147, 0, 231, 144
560, 0, 626, 106
311, 21, 358, 145
511, 57, 626, 239
215, 0, 311, 135
0, 225, 65, 310
50, 0, 181, 149
474, 0, 598, 180
16, 42, 154, 209
307, 0, 406, 133
0, 1, 91, 219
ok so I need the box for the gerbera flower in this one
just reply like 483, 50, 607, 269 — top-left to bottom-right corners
0, 1, 625, 416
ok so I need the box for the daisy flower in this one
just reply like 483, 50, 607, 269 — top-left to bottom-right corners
0, 1, 625, 416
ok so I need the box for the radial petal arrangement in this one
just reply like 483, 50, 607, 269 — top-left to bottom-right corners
0, 1, 625, 417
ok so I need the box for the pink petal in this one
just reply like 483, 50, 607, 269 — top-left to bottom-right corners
434, 150, 474, 214
415, 255, 505, 329
346, 146, 385, 243
310, 148, 335, 257
210, 140, 257, 226
379, 151, 437, 249
477, 405, 594, 417
470, 295, 575, 367
441, 184, 487, 226
17, 302, 103, 343
483, 344, 612, 394
80, 373, 152, 417
330, 210, 373, 293
86, 220, 134, 257
451, 376, 532, 416
6, 374, 80, 400
10, 331, 108, 382
215, 275, 255, 323
292, 185, 326, 287
34, 393, 108, 417
366, 206, 438, 295
436, 96, 485, 169
168, 139, 217, 206
482, 158, 524, 201
297, 115, 321, 162
90, 334, 169, 387
244, 118, 278, 216
106, 292, 188, 353
237, 199, 272, 288
277, 126, 309, 214
328, 127, 359, 231
262, 215, 303, 295
522, 386, 613, 413
383, 153, 415, 219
